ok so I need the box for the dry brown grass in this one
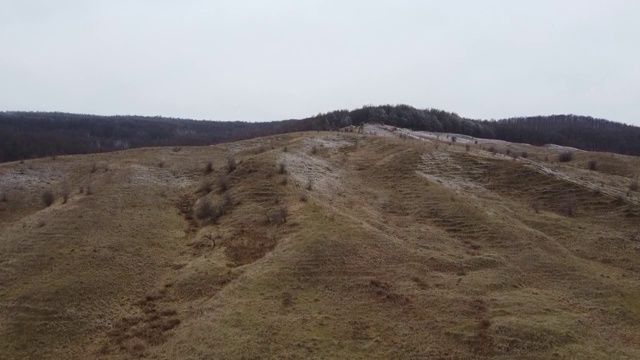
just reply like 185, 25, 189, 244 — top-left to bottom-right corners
1, 130, 640, 359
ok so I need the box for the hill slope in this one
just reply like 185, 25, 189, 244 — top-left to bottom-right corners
1, 127, 639, 359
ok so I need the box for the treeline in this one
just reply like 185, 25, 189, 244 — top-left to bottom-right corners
305, 105, 640, 156
0, 112, 311, 162
2, 105, 639, 163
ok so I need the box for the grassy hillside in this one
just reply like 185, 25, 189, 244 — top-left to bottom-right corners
1, 127, 639, 359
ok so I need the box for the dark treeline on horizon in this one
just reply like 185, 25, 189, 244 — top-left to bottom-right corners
1, 105, 639, 163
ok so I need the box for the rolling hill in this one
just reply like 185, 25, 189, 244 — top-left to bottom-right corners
1, 125, 639, 359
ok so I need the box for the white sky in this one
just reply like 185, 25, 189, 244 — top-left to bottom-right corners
1, 0, 638, 125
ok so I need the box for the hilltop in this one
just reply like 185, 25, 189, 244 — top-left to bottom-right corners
1, 126, 639, 359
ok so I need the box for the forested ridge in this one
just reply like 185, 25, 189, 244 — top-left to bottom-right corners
2, 105, 639, 162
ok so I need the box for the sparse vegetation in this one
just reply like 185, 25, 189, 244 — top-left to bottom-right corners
5, 127, 640, 360
91, 162, 98, 173
587, 159, 597, 170
42, 189, 55, 207
0, 192, 7, 202
521, 151, 528, 158
310, 145, 318, 155
465, 144, 470, 152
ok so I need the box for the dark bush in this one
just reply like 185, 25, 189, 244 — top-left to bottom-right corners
276, 162, 287, 174
204, 160, 213, 174
521, 151, 528, 158
42, 190, 55, 207
629, 178, 639, 192
194, 197, 218, 221
587, 160, 597, 171
558, 151, 573, 162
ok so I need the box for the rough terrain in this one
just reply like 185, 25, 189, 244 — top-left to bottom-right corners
1, 126, 639, 359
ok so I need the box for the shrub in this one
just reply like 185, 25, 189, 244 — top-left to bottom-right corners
489, 146, 497, 155
305, 177, 314, 190
267, 206, 288, 225
85, 184, 93, 195
530, 198, 541, 213
310, 145, 318, 155
521, 151, 528, 158
587, 160, 597, 171
558, 151, 573, 162
299, 192, 308, 202
90, 162, 98, 173
613, 193, 626, 206
226, 156, 237, 173
276, 162, 287, 174
198, 180, 213, 194
204, 161, 213, 174
42, 189, 55, 207
563, 197, 576, 216
465, 144, 470, 152
283, 146, 288, 152
61, 185, 70, 204
221, 192, 233, 212
254, 144, 267, 154
0, 192, 7, 202
451, 136, 457, 143
194, 197, 218, 220
158, 161, 164, 168
218, 176, 229, 193
629, 178, 639, 192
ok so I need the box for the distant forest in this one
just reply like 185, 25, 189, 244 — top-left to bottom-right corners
2, 105, 639, 163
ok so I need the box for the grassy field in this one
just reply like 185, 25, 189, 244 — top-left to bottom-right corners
1, 127, 639, 359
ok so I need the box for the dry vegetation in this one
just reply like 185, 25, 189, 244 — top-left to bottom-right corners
1, 126, 640, 359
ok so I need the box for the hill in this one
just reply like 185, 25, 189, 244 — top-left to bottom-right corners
2, 106, 640, 163
1, 126, 639, 359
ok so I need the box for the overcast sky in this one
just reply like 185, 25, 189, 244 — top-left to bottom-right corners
1, 1, 638, 125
